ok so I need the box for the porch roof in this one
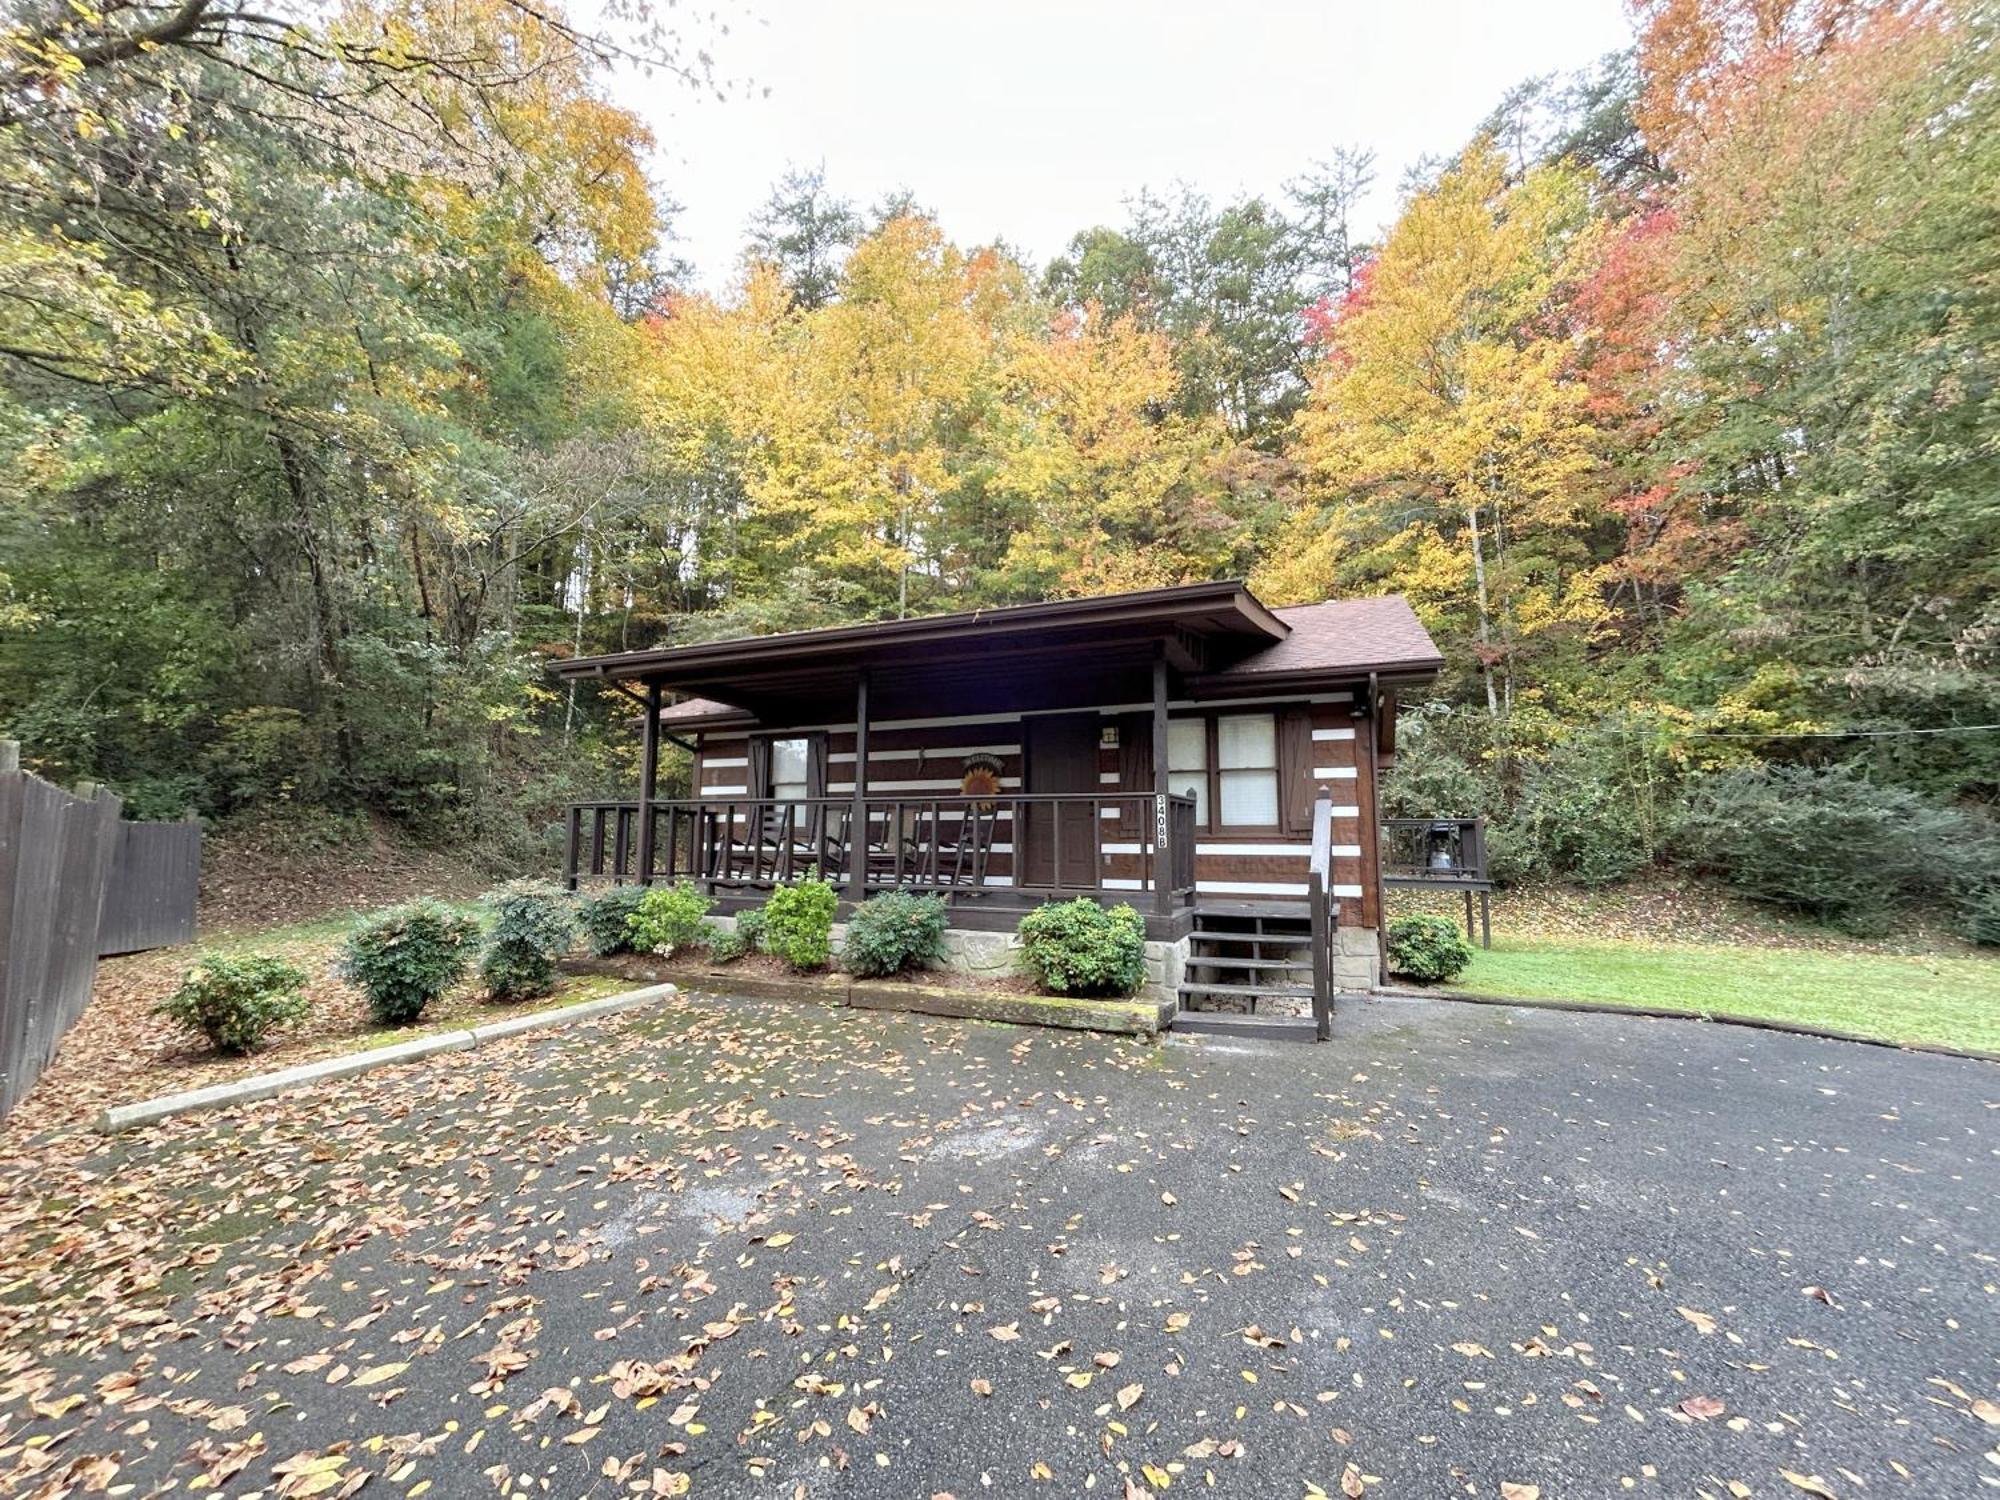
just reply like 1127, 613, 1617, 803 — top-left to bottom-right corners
553, 583, 1440, 724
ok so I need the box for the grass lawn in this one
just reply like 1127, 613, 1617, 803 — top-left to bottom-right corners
1442, 936, 2000, 1053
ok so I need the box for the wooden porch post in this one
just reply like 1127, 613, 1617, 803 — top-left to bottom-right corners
636, 681, 661, 885
1152, 648, 1172, 915
849, 669, 870, 901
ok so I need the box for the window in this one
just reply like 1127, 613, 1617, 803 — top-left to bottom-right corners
1166, 713, 1280, 831
1215, 714, 1278, 827
767, 737, 811, 804
1167, 719, 1208, 825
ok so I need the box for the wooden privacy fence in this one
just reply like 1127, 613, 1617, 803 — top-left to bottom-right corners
0, 746, 200, 1118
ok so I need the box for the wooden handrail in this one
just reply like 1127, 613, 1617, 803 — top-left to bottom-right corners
1306, 788, 1336, 1042
561, 792, 1197, 902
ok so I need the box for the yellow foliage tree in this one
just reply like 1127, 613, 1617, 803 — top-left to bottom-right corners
641, 215, 1249, 613
1258, 143, 1610, 716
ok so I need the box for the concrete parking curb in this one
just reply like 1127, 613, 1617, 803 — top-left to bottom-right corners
96, 983, 679, 1133
1372, 985, 2000, 1064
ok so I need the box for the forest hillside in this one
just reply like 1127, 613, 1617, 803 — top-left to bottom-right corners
2, 0, 1995, 940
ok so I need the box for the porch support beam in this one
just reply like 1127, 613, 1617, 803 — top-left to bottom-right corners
849, 669, 870, 901
1152, 646, 1172, 915
636, 680, 661, 883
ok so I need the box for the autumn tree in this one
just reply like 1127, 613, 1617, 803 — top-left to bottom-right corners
1259, 143, 1611, 719
745, 164, 863, 311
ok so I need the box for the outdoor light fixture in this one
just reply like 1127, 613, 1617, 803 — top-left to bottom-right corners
1427, 820, 1460, 872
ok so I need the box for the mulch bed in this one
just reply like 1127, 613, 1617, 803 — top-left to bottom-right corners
3, 936, 618, 1144
575, 949, 1036, 996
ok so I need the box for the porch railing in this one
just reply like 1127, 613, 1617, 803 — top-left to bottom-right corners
1380, 817, 1488, 886
563, 792, 1200, 905
1381, 815, 1492, 950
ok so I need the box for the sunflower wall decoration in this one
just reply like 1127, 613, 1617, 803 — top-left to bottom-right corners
959, 753, 1003, 808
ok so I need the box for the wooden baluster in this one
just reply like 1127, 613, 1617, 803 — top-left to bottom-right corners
564, 806, 581, 891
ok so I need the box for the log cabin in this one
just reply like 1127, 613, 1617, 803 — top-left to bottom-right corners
550, 581, 1445, 1040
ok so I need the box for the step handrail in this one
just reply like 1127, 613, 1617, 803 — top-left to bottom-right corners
1305, 788, 1336, 1041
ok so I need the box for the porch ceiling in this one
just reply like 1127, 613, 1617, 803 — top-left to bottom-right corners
553, 581, 1292, 722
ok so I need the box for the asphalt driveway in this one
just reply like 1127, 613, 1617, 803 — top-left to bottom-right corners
1, 989, 1993, 1498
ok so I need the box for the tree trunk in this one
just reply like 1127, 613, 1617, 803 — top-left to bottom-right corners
1466, 501, 1499, 718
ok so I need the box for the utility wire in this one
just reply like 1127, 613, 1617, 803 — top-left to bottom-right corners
1567, 723, 2000, 741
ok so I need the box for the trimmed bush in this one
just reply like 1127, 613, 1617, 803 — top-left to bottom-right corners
1385, 915, 1474, 984
155, 953, 310, 1055
843, 891, 949, 978
480, 880, 578, 1001
763, 869, 838, 971
709, 907, 766, 962
579, 884, 648, 957
340, 900, 479, 1024
1016, 899, 1146, 998
627, 880, 717, 956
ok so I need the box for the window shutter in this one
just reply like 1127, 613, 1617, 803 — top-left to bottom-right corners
1278, 706, 1314, 834
1118, 714, 1152, 839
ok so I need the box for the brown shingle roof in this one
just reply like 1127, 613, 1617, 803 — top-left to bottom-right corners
1214, 596, 1442, 678
638, 592, 1439, 726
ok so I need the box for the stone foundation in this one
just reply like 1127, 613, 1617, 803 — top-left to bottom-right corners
706, 913, 1378, 1000
1334, 925, 1381, 993
708, 914, 1188, 1001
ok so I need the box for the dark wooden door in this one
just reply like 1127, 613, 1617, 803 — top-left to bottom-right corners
1022, 713, 1099, 891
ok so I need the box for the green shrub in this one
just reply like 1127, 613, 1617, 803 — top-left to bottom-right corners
340, 900, 479, 1024
627, 880, 717, 956
1491, 749, 1663, 887
480, 880, 578, 1001
155, 953, 310, 1054
843, 891, 949, 978
579, 884, 648, 957
1385, 915, 1474, 984
1016, 899, 1146, 998
1955, 882, 2000, 947
1675, 765, 1963, 933
763, 869, 838, 971
709, 907, 766, 962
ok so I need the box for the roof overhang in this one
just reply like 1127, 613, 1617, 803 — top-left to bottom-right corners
552, 582, 1293, 722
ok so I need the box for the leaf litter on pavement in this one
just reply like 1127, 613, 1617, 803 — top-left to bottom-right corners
0, 986, 1990, 1498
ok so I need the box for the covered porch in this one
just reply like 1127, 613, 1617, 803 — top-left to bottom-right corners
552, 582, 1336, 924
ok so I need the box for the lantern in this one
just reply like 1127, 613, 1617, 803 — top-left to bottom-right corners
1426, 821, 1460, 872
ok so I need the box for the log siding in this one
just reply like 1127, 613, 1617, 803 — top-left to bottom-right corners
694, 692, 1376, 925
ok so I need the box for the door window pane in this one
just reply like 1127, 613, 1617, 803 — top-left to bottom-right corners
769, 737, 810, 801
1166, 720, 1209, 826
1215, 714, 1277, 827
1167, 772, 1207, 826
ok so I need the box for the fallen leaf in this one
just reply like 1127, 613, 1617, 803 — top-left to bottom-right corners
1680, 1395, 1726, 1421
1677, 1306, 1718, 1336
1780, 1471, 1839, 1498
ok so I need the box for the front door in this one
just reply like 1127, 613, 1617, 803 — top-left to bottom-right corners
1021, 713, 1099, 891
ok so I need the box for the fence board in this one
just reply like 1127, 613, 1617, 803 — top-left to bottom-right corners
0, 764, 198, 1119
98, 821, 200, 956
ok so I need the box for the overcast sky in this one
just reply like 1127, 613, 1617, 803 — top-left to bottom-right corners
606, 0, 1636, 292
